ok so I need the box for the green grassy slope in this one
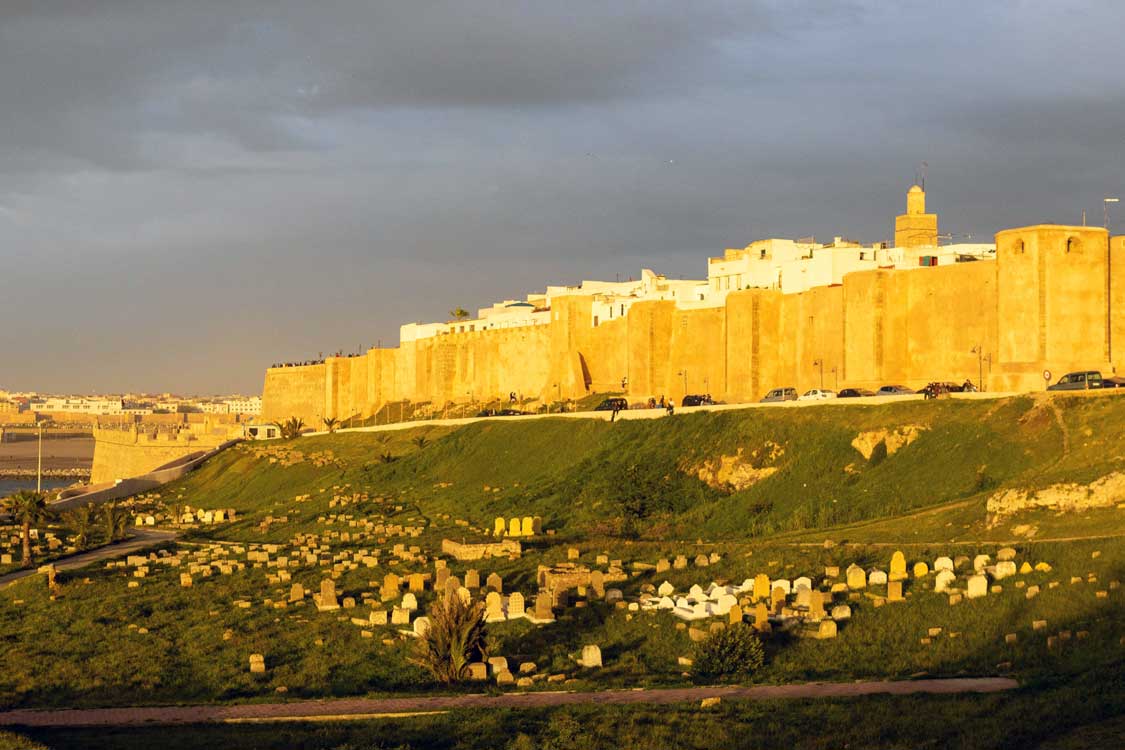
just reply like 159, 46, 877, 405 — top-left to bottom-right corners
169, 392, 1125, 542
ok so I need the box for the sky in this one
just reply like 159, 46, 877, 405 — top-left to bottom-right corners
2, 1, 1124, 395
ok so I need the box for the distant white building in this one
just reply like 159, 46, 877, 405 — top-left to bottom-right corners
32, 397, 126, 415
225, 396, 262, 415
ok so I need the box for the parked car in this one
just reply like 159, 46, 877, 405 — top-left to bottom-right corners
760, 387, 798, 403
837, 388, 876, 398
497, 409, 528, 416
798, 388, 837, 401
594, 397, 629, 411
877, 384, 915, 396
681, 394, 715, 407
1047, 371, 1103, 391
1102, 376, 1125, 389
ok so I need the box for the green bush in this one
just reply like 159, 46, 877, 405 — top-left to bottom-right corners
692, 624, 765, 679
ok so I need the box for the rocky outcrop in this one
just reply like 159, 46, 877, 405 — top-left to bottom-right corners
694, 443, 783, 491
851, 425, 926, 460
986, 472, 1125, 518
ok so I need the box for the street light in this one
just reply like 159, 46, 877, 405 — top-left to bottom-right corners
677, 370, 688, 394
36, 419, 44, 493
971, 345, 992, 392
812, 359, 824, 389
1105, 198, 1120, 230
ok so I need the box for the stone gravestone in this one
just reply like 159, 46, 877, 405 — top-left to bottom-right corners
249, 654, 266, 674
673, 555, 688, 570
590, 570, 605, 599
913, 561, 929, 578
508, 518, 521, 537
434, 568, 449, 591
485, 591, 506, 622
486, 572, 503, 593
753, 573, 771, 601
809, 591, 826, 620
580, 644, 602, 668
868, 569, 888, 586
531, 592, 555, 623
494, 517, 506, 536
753, 602, 771, 632
288, 583, 305, 602
966, 574, 988, 599
401, 592, 418, 611
934, 556, 955, 572
521, 517, 534, 536
315, 579, 340, 612
889, 550, 907, 581
464, 569, 480, 590
934, 570, 956, 593
507, 591, 526, 619
771, 586, 786, 612
408, 573, 427, 592
887, 580, 904, 601
846, 564, 867, 590
728, 604, 743, 624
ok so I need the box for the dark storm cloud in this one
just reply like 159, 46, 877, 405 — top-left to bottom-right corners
1, 1, 1123, 393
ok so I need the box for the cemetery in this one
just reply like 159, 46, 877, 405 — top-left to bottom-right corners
1, 393, 1123, 749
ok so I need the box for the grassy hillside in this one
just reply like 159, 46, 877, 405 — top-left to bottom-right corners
172, 392, 1125, 542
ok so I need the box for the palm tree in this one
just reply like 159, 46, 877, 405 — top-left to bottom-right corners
278, 417, 305, 440
411, 591, 488, 683
322, 417, 339, 434
412, 435, 429, 450
3, 490, 50, 568
63, 505, 96, 551
449, 307, 471, 321
99, 502, 128, 543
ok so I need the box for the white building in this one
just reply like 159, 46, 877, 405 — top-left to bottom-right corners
225, 396, 262, 415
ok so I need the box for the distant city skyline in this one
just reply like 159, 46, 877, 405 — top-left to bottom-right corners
2, 1, 1123, 393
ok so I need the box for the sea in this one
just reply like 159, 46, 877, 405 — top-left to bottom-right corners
0, 477, 74, 497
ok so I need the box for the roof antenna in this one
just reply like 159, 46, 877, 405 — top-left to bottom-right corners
919, 161, 928, 190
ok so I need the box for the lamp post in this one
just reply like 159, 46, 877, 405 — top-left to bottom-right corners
812, 359, 824, 389
1105, 197, 1119, 230
677, 370, 688, 395
971, 345, 992, 392
36, 420, 44, 493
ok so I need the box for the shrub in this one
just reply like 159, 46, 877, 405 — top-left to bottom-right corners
692, 624, 765, 679
411, 592, 488, 684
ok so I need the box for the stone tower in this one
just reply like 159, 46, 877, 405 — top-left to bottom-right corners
993, 225, 1112, 391
894, 185, 938, 248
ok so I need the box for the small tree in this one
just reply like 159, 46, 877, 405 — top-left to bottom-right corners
411, 591, 488, 684
412, 435, 429, 450
449, 307, 471, 321
63, 505, 96, 551
322, 417, 339, 434
693, 623, 765, 679
99, 502, 128, 543
278, 417, 305, 440
3, 491, 50, 567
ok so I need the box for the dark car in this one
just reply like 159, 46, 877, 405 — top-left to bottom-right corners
476, 409, 499, 417
837, 388, 876, 398
498, 409, 528, 416
1047, 371, 1103, 391
681, 394, 715, 407
594, 397, 629, 412
1102, 376, 1125, 389
877, 385, 915, 396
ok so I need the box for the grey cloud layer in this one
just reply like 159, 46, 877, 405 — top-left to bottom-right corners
1, 1, 1122, 392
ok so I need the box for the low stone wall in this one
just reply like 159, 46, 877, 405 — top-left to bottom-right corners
441, 539, 522, 561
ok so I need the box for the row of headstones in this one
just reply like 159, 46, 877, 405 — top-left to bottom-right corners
493, 516, 543, 538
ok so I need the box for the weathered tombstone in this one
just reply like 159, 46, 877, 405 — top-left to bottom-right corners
567, 547, 580, 561
728, 604, 744, 624
809, 591, 827, 620
180, 573, 193, 588
973, 554, 991, 573
390, 607, 410, 625
830, 604, 851, 621
994, 561, 1017, 580
531, 592, 555, 623
934, 570, 956, 593
771, 579, 792, 595
793, 576, 812, 592
464, 569, 480, 590
846, 564, 867, 590
467, 662, 488, 681
288, 583, 305, 602
694, 554, 710, 568
248, 654, 266, 674
508, 591, 526, 619
413, 616, 431, 638
580, 644, 602, 668
913, 561, 930, 578
658, 580, 675, 597
590, 570, 605, 599
795, 587, 812, 609
771, 586, 786, 611
656, 558, 671, 573
868, 569, 888, 586
934, 556, 955, 573
889, 550, 907, 581
753, 602, 771, 632
494, 517, 506, 537
408, 573, 427, 592
753, 573, 771, 601
521, 517, 534, 536
508, 518, 521, 537
887, 580, 904, 601
816, 620, 838, 639
966, 574, 988, 599
997, 547, 1017, 562
401, 592, 418, 611
486, 572, 503, 593
434, 567, 449, 591
485, 591, 506, 622
673, 555, 688, 570
315, 579, 340, 611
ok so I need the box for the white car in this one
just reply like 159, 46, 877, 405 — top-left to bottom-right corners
798, 388, 837, 401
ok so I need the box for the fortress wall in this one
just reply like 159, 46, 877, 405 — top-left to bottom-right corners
90, 426, 230, 484
262, 364, 327, 424
1111, 237, 1125, 373
261, 225, 1118, 417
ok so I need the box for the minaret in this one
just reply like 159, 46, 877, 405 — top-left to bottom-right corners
894, 184, 938, 248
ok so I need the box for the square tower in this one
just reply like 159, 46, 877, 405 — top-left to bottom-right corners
994, 225, 1110, 391
894, 185, 938, 248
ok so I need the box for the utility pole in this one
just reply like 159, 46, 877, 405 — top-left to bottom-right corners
36, 420, 43, 493
813, 359, 824, 389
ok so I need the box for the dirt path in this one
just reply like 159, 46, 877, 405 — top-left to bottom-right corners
0, 529, 177, 588
0, 678, 1018, 727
